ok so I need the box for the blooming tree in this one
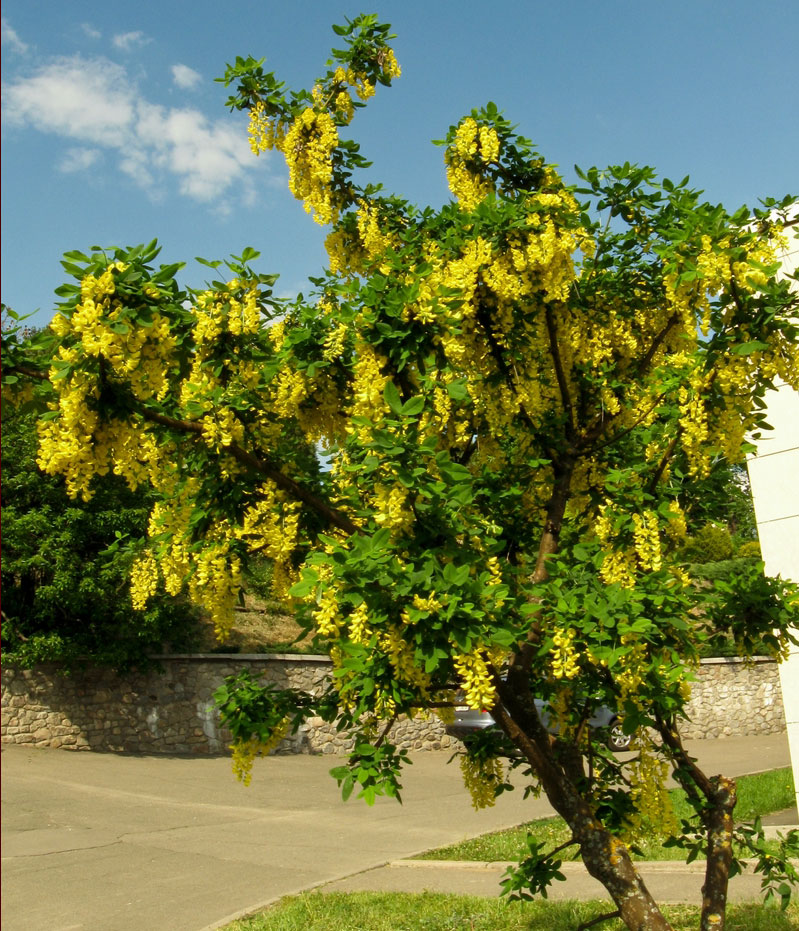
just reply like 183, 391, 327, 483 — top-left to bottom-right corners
4, 15, 799, 931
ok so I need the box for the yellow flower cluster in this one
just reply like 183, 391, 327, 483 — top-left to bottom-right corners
616, 636, 648, 711
147, 494, 193, 596
678, 377, 711, 478
347, 602, 371, 644
379, 624, 432, 690
202, 408, 245, 452
283, 108, 340, 224
314, 584, 343, 638
230, 720, 290, 785
460, 753, 505, 810
38, 263, 186, 499
348, 342, 389, 439
237, 482, 300, 599
632, 510, 662, 571
324, 228, 364, 275
623, 738, 678, 843
665, 500, 687, 542
247, 101, 286, 155
599, 550, 637, 588
273, 367, 309, 419
192, 282, 261, 346
130, 552, 159, 610
453, 649, 496, 710
188, 537, 243, 640
550, 627, 580, 679
356, 201, 396, 260
371, 483, 413, 534
445, 118, 497, 210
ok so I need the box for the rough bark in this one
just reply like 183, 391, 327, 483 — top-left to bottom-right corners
656, 721, 738, 931
700, 777, 737, 931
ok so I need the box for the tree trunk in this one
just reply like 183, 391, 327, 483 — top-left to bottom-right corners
493, 690, 674, 931
700, 777, 737, 931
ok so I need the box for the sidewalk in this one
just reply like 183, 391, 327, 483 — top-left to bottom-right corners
319, 855, 791, 904
2, 734, 795, 931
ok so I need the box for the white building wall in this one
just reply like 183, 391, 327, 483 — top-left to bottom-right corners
746, 208, 799, 810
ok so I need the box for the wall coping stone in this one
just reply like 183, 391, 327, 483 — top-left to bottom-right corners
149, 653, 333, 663
697, 656, 775, 666
145, 653, 773, 665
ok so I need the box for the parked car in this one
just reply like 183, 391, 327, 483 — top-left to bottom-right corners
446, 698, 632, 752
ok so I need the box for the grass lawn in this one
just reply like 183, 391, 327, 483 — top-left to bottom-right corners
416, 767, 796, 863
224, 892, 799, 930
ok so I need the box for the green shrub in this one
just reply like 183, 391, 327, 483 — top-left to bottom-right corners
1, 404, 202, 672
737, 540, 762, 559
676, 523, 735, 564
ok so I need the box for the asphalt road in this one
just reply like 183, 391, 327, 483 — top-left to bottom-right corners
1, 733, 794, 931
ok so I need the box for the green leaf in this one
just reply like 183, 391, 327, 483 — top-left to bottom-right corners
731, 340, 769, 355
383, 380, 403, 415
446, 380, 470, 401
401, 396, 425, 417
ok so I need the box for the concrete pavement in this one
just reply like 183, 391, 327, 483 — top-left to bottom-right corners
1, 733, 795, 931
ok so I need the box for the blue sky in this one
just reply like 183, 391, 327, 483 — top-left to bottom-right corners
2, 0, 797, 329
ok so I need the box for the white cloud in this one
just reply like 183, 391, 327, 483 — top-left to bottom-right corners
60, 147, 102, 173
3, 55, 263, 205
112, 30, 150, 51
171, 63, 202, 90
4, 57, 135, 146
2, 17, 29, 54
81, 23, 102, 40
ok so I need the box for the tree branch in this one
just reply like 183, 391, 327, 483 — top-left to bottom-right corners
139, 408, 360, 536
635, 311, 679, 375
576, 910, 622, 931
544, 305, 577, 442
646, 432, 680, 496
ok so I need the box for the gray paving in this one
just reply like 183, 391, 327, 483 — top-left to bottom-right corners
1, 734, 795, 931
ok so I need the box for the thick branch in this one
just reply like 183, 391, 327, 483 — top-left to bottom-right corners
544, 305, 577, 441
6, 363, 48, 380
140, 408, 360, 536
635, 311, 679, 375
511, 457, 576, 673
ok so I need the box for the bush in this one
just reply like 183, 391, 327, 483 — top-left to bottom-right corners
737, 540, 762, 559
1, 404, 202, 672
676, 523, 735, 564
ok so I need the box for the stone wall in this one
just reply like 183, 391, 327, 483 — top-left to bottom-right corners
1, 654, 785, 754
677, 656, 785, 740
0, 655, 454, 755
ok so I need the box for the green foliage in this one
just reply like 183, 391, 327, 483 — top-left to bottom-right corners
700, 561, 798, 658
735, 820, 799, 910
329, 739, 411, 805
681, 462, 758, 542
1, 403, 201, 671
213, 670, 311, 743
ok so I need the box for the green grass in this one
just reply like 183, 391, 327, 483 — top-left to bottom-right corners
224, 892, 798, 930
416, 767, 796, 863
